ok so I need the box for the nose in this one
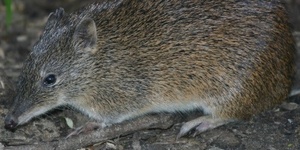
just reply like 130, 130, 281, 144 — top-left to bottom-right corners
4, 114, 18, 130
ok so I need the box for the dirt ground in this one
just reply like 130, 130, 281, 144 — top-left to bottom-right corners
1, 0, 300, 150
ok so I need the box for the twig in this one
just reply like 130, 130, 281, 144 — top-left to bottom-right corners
4, 114, 176, 150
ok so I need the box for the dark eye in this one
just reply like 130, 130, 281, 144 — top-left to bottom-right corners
43, 74, 57, 86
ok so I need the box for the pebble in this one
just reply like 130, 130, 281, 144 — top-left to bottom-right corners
208, 146, 224, 150
16, 35, 28, 42
280, 102, 298, 111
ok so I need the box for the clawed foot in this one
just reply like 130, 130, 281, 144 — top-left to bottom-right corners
65, 116, 229, 139
66, 122, 102, 139
177, 116, 231, 139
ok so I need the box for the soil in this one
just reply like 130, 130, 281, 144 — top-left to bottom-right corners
1, 0, 300, 150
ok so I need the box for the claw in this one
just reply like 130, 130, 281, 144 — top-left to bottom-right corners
66, 122, 102, 139
177, 115, 231, 139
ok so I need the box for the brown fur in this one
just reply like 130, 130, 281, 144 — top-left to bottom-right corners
5, 0, 295, 130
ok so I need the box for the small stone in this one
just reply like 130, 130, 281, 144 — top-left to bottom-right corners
16, 35, 27, 42
274, 122, 281, 125
208, 146, 224, 150
268, 146, 277, 150
95, 142, 117, 150
280, 102, 298, 111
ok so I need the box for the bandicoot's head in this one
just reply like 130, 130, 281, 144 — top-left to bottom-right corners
4, 8, 100, 129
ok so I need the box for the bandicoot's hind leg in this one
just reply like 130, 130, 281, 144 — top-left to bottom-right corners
177, 115, 233, 138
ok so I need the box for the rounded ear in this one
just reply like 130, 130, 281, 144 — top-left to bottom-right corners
72, 17, 98, 54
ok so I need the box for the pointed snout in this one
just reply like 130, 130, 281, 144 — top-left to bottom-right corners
4, 113, 18, 130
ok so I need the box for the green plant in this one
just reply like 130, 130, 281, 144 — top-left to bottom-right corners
4, 0, 12, 27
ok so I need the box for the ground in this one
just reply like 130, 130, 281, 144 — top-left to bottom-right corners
1, 0, 300, 150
